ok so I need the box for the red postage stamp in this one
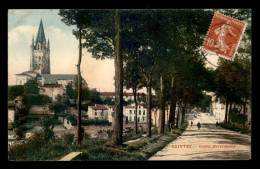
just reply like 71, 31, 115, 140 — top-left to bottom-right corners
202, 12, 247, 60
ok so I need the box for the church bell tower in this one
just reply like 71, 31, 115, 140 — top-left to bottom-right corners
30, 19, 50, 74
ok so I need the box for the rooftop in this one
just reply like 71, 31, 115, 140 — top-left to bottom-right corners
124, 106, 135, 109
38, 74, 77, 84
89, 105, 108, 110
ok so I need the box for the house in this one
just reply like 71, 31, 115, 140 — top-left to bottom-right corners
87, 104, 109, 120
39, 84, 64, 101
123, 104, 147, 123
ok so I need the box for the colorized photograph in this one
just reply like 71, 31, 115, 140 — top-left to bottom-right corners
8, 9, 251, 161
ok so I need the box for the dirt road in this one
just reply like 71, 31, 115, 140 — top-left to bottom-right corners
149, 112, 251, 160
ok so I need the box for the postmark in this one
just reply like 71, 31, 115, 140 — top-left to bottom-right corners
202, 12, 247, 60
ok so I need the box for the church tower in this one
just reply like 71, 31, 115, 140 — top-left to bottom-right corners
30, 19, 50, 74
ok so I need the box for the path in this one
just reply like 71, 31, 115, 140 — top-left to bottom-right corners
149, 112, 251, 160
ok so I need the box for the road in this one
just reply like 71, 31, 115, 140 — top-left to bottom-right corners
149, 112, 251, 160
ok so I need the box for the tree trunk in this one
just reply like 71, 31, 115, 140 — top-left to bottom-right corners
146, 79, 152, 137
228, 102, 232, 124
154, 108, 158, 127
224, 101, 229, 124
239, 104, 243, 114
181, 104, 186, 125
169, 99, 177, 130
243, 102, 246, 115
76, 27, 82, 145
158, 76, 166, 135
176, 102, 180, 128
112, 10, 123, 145
166, 103, 169, 126
133, 87, 138, 135
168, 76, 176, 130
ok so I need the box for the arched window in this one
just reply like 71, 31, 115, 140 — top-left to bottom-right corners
37, 44, 41, 50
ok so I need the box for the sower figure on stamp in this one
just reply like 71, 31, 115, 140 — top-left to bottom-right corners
214, 20, 236, 54
197, 122, 201, 130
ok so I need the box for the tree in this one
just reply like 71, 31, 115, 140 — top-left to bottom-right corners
215, 57, 251, 124
24, 79, 39, 95
112, 9, 124, 145
49, 94, 69, 114
8, 85, 25, 101
124, 59, 143, 135
88, 88, 102, 104
59, 9, 91, 145
103, 96, 115, 105
66, 82, 76, 99
40, 117, 55, 143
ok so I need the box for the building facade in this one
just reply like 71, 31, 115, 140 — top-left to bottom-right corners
87, 104, 109, 120
211, 96, 226, 122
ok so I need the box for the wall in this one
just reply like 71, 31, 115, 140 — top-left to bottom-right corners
88, 108, 108, 120
28, 105, 51, 115
39, 85, 64, 101
124, 106, 147, 123
8, 109, 15, 123
16, 75, 31, 85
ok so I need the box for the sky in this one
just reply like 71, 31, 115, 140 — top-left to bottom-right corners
8, 9, 219, 93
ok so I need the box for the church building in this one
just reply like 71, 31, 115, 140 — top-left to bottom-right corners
15, 19, 87, 100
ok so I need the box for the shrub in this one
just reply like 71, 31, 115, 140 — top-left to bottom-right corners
230, 108, 248, 124
125, 140, 149, 152
63, 133, 75, 145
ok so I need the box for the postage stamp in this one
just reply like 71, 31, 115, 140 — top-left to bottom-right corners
202, 12, 247, 60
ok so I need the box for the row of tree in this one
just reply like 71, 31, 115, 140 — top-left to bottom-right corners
58, 9, 251, 146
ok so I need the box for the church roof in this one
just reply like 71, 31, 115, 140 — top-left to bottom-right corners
38, 74, 77, 84
15, 72, 33, 77
15, 71, 38, 77
35, 19, 46, 45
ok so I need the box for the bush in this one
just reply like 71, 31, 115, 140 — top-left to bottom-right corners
125, 140, 149, 152
63, 133, 75, 145
230, 108, 248, 124
24, 94, 52, 110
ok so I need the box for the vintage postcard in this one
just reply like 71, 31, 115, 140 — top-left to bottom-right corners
8, 9, 251, 161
